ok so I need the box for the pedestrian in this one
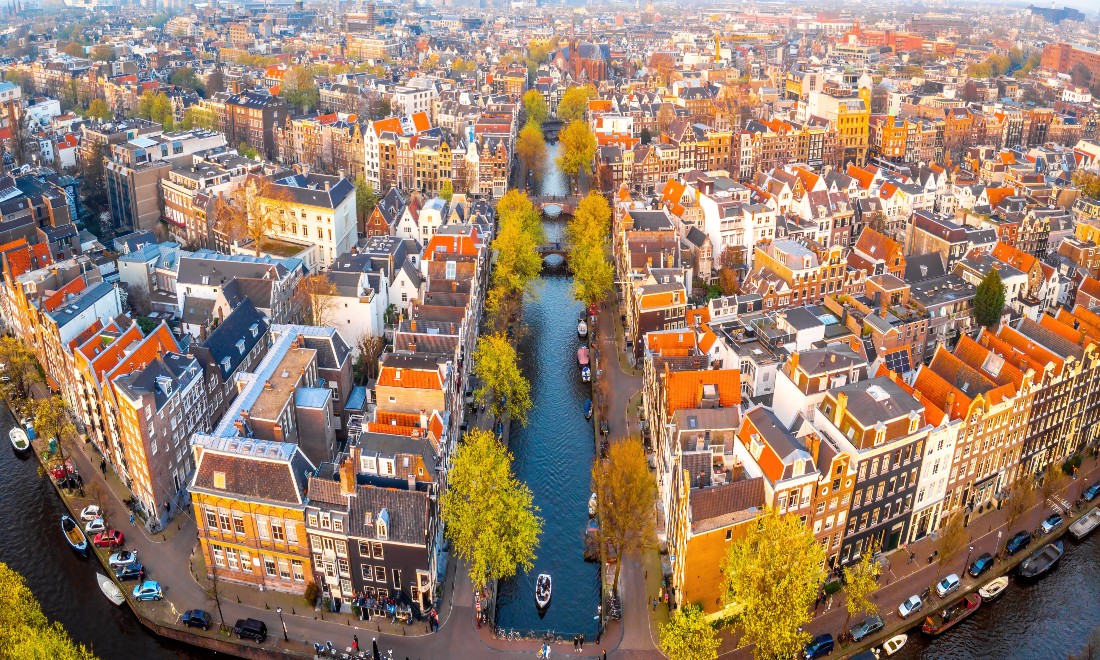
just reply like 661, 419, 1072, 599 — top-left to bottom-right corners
908, 551, 915, 564
353, 636, 359, 652
129, 512, 135, 526
658, 586, 664, 601
827, 595, 833, 611
580, 633, 585, 649
573, 635, 578, 651
652, 597, 658, 611
100, 459, 106, 475
664, 591, 670, 612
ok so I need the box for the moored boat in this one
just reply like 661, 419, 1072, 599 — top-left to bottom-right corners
61, 515, 88, 556
97, 573, 125, 606
881, 634, 907, 657
9, 427, 30, 453
584, 399, 593, 419
578, 346, 590, 367
588, 492, 597, 517
535, 573, 552, 611
1018, 540, 1064, 579
581, 365, 591, 383
977, 576, 1009, 601
1069, 507, 1100, 540
921, 593, 981, 636
578, 319, 588, 338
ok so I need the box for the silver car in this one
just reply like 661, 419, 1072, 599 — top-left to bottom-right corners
898, 594, 923, 618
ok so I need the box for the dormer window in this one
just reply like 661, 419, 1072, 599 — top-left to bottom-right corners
376, 508, 389, 540
221, 357, 231, 373
236, 339, 246, 354
249, 323, 259, 338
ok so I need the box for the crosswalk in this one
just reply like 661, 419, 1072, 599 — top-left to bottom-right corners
1047, 495, 1072, 514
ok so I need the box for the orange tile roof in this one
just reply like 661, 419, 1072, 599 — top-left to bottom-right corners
1039, 313, 1087, 346
665, 369, 741, 414
68, 319, 104, 353
985, 187, 1014, 209
423, 228, 481, 259
378, 366, 443, 390
660, 178, 686, 209
913, 363, 971, 421
106, 323, 180, 383
978, 329, 1044, 378
376, 411, 422, 427
83, 324, 145, 381
639, 289, 680, 310
647, 331, 697, 356
1078, 276, 1100, 302
995, 324, 1064, 376
954, 334, 1024, 389
877, 364, 946, 426
411, 112, 431, 133
846, 164, 875, 190
372, 117, 403, 137
43, 278, 87, 312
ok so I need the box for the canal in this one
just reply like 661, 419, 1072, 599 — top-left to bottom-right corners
895, 530, 1100, 659
0, 403, 208, 659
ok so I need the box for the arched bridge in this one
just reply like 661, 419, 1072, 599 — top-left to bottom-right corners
529, 194, 579, 216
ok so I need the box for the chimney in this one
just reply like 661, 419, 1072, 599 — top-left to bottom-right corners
419, 409, 428, 429
833, 392, 848, 427
411, 319, 417, 332
806, 433, 821, 465
407, 473, 416, 491
264, 380, 272, 390
944, 391, 956, 418
339, 455, 355, 495
233, 419, 245, 435
241, 410, 250, 422
788, 351, 800, 377
325, 181, 331, 192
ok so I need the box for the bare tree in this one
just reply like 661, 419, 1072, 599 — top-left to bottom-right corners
293, 272, 339, 326
213, 176, 294, 257
356, 335, 385, 383
126, 283, 152, 317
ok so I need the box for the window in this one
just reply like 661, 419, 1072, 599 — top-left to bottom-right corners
278, 558, 291, 579
286, 523, 297, 544
205, 507, 218, 529
240, 550, 252, 572
233, 514, 245, 535
271, 520, 285, 542
371, 542, 383, 559
359, 541, 371, 558
374, 566, 386, 582
362, 564, 373, 580
392, 569, 402, 590
320, 513, 331, 529
307, 513, 318, 527
219, 510, 231, 532
212, 545, 225, 567
333, 518, 343, 533
338, 558, 350, 577
257, 517, 269, 540
335, 540, 348, 557
725, 529, 733, 541
227, 548, 239, 570
292, 559, 304, 581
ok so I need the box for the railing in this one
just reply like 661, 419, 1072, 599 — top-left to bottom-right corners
492, 626, 572, 644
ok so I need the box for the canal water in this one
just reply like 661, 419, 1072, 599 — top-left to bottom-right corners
895, 530, 1100, 660
0, 404, 209, 659
493, 275, 601, 638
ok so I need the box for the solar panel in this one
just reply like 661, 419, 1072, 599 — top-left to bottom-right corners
884, 349, 912, 375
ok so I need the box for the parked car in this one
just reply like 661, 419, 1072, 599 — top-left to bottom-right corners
968, 553, 994, 578
92, 530, 124, 549
803, 633, 834, 659
233, 618, 267, 642
935, 573, 961, 598
1006, 530, 1032, 555
84, 518, 106, 534
115, 563, 145, 582
897, 594, 923, 618
132, 581, 162, 601
1085, 483, 1100, 502
849, 614, 885, 642
1040, 513, 1064, 534
108, 550, 139, 568
80, 505, 101, 521
182, 610, 212, 631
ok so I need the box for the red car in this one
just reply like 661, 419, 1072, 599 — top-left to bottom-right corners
93, 530, 124, 549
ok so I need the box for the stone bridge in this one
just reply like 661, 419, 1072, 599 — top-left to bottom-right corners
529, 194, 579, 216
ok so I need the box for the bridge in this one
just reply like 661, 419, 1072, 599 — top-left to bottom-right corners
529, 194, 580, 216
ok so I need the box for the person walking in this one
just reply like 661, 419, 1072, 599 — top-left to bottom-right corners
100, 459, 106, 476
129, 512, 135, 526
353, 636, 359, 653
652, 597, 658, 611
580, 633, 585, 649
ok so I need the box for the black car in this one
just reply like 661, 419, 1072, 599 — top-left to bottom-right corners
182, 610, 212, 631
1085, 483, 1100, 502
115, 562, 145, 582
1005, 530, 1032, 556
804, 632, 834, 659
968, 552, 994, 578
233, 618, 267, 642
850, 614, 885, 642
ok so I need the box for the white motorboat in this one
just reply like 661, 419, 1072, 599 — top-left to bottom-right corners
881, 634, 907, 657
588, 492, 597, 517
9, 427, 30, 453
978, 575, 1010, 601
578, 319, 588, 338
1070, 507, 1100, 540
97, 572, 125, 606
535, 573, 552, 611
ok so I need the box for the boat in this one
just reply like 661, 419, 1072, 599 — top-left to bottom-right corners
582, 366, 591, 383
61, 515, 88, 556
977, 576, 1009, 602
97, 573, 125, 606
535, 574, 552, 611
1018, 540, 1064, 578
588, 492, 597, 517
584, 399, 593, 419
881, 634, 907, 657
1070, 507, 1100, 540
578, 319, 588, 338
9, 427, 30, 453
578, 346, 590, 367
921, 593, 981, 636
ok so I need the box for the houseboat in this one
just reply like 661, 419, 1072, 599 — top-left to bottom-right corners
921, 593, 981, 636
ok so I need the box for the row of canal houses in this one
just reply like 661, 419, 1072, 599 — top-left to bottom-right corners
188, 222, 490, 613
618, 189, 1100, 619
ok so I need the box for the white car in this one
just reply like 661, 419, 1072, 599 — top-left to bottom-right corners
80, 504, 101, 521
936, 573, 961, 598
108, 550, 139, 568
84, 517, 106, 534
897, 594, 923, 618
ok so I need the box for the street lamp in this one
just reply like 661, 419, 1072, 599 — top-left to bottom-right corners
965, 544, 974, 573
276, 607, 288, 642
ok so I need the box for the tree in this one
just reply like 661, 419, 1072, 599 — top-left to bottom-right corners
126, 282, 152, 316
439, 178, 454, 203
280, 66, 319, 114
354, 335, 385, 383
566, 192, 614, 307
61, 42, 85, 57
237, 142, 259, 160
842, 540, 882, 635
294, 273, 339, 326
961, 80, 980, 103
90, 44, 115, 62
214, 176, 293, 257
934, 511, 967, 581
640, 127, 653, 145
657, 103, 676, 134
659, 604, 720, 660
0, 336, 39, 399
492, 190, 545, 300
35, 396, 76, 459
1039, 462, 1068, 508
973, 267, 1007, 328
86, 98, 111, 121
722, 508, 825, 660
170, 67, 204, 95
593, 438, 656, 590
557, 120, 596, 189
206, 70, 226, 95
354, 175, 379, 231
515, 122, 549, 182
135, 91, 174, 130
557, 84, 596, 124
0, 563, 97, 659
1070, 62, 1093, 89
181, 106, 216, 131
1073, 170, 1100, 200
473, 333, 532, 425
864, 211, 888, 235
1003, 474, 1038, 536
717, 245, 744, 296
440, 428, 542, 591
522, 89, 549, 128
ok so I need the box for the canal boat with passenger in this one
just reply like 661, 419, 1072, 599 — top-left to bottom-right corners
922, 593, 981, 636
535, 574, 552, 611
